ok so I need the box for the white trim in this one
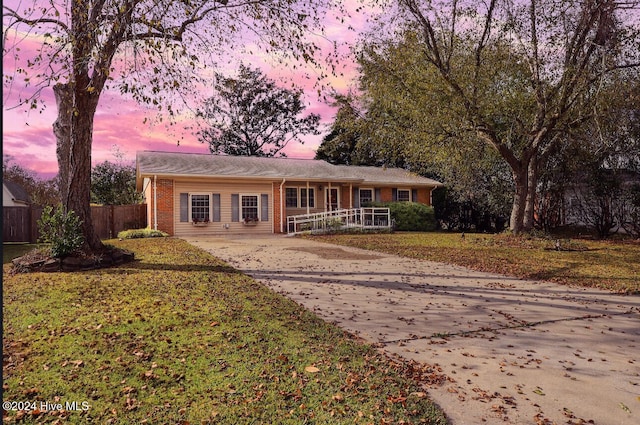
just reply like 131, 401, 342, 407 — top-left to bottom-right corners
188, 192, 213, 223
284, 186, 316, 209
397, 188, 411, 202
358, 187, 374, 206
325, 186, 340, 211
153, 175, 158, 230
285, 186, 299, 208
279, 179, 286, 233
240, 193, 261, 221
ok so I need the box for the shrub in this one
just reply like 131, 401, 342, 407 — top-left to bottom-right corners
37, 205, 84, 258
118, 228, 169, 239
369, 202, 436, 231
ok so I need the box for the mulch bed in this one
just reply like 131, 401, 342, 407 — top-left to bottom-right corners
10, 247, 135, 273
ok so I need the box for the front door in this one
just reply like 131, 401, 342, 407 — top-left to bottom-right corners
325, 188, 339, 211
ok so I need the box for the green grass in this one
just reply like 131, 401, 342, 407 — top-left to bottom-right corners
2, 238, 448, 424
310, 232, 640, 294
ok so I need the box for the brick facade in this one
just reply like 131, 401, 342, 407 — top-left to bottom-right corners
273, 182, 283, 233
416, 188, 432, 206
379, 187, 393, 203
155, 178, 174, 235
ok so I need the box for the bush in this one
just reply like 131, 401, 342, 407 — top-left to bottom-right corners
369, 202, 436, 231
118, 228, 169, 239
37, 205, 84, 258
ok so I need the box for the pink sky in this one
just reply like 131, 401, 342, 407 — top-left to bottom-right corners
2, 2, 375, 179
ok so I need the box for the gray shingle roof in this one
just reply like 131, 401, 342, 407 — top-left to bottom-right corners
3, 181, 31, 203
136, 151, 442, 187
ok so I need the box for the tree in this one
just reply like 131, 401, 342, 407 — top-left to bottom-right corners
315, 93, 378, 165
199, 64, 320, 157
4, 0, 332, 253
91, 160, 142, 205
2, 156, 60, 206
366, 0, 640, 233
354, 31, 515, 228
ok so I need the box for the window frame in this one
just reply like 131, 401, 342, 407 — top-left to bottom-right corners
396, 188, 411, 202
285, 187, 298, 208
240, 194, 260, 221
300, 187, 315, 208
359, 188, 374, 206
189, 193, 212, 222
284, 187, 316, 208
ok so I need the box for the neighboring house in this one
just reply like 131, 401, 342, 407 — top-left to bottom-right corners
135, 151, 442, 236
3, 181, 31, 207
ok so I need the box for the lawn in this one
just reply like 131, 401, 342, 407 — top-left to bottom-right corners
3, 243, 45, 264
2, 238, 448, 424
311, 232, 640, 294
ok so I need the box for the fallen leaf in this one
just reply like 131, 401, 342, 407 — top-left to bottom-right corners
305, 366, 320, 373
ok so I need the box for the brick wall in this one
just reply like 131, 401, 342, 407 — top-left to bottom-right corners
273, 182, 282, 233
156, 179, 174, 235
416, 188, 432, 206
340, 187, 351, 209
379, 187, 393, 202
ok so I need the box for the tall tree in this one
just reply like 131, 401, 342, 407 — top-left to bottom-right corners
315, 93, 381, 165
368, 0, 640, 233
199, 64, 320, 157
356, 31, 516, 223
3, 0, 331, 252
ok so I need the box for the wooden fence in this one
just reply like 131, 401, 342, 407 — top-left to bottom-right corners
3, 204, 147, 243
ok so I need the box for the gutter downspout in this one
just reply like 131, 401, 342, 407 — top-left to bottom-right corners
306, 181, 310, 215
153, 175, 158, 231
280, 178, 286, 233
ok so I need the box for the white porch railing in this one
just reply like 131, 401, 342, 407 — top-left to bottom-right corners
286, 208, 392, 235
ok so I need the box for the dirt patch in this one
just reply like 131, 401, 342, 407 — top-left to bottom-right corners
286, 246, 385, 260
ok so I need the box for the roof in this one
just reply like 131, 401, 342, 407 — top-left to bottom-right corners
136, 151, 442, 188
3, 181, 31, 204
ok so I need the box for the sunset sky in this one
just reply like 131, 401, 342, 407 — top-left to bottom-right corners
2, 1, 377, 179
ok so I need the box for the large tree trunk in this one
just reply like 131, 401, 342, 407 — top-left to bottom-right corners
510, 167, 528, 234
53, 82, 104, 253
523, 152, 538, 232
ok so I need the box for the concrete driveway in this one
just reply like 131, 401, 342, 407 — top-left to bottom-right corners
183, 234, 640, 425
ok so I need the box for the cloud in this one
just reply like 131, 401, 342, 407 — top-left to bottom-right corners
2, 0, 374, 178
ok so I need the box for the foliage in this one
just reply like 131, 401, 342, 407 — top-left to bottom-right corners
619, 183, 640, 238
357, 0, 640, 233
91, 160, 142, 205
2, 156, 59, 206
37, 205, 84, 258
313, 233, 640, 294
432, 187, 508, 233
117, 228, 168, 239
3, 0, 336, 253
535, 75, 640, 234
199, 64, 320, 157
369, 202, 436, 231
572, 167, 623, 238
315, 93, 380, 165
2, 238, 448, 424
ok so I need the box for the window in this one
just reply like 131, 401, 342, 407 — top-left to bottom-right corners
301, 188, 315, 208
285, 187, 315, 208
241, 195, 259, 220
190, 194, 210, 222
397, 189, 411, 202
359, 188, 373, 206
285, 188, 298, 208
